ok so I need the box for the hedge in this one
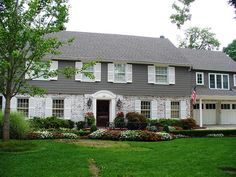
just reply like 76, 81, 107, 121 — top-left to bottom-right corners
171, 129, 236, 137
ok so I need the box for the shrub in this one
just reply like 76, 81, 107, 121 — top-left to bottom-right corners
148, 119, 159, 126
34, 130, 54, 139
159, 118, 181, 127
102, 130, 121, 140
76, 121, 86, 130
90, 124, 98, 133
89, 129, 107, 139
171, 129, 236, 137
67, 120, 75, 129
180, 118, 197, 130
0, 112, 30, 139
146, 125, 158, 132
29, 117, 44, 129
77, 129, 90, 136
62, 133, 78, 139
85, 112, 95, 126
206, 133, 224, 137
114, 112, 125, 128
120, 130, 140, 141
156, 132, 173, 140
126, 112, 147, 130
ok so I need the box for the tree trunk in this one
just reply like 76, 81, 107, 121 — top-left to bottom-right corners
2, 94, 11, 141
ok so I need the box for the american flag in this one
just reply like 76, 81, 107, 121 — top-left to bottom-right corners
191, 86, 197, 105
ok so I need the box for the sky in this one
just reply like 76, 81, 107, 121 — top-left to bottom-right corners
66, 0, 236, 50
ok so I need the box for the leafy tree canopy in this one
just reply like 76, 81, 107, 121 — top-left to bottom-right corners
223, 39, 236, 61
179, 27, 220, 50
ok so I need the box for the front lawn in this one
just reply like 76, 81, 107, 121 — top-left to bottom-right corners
0, 138, 236, 177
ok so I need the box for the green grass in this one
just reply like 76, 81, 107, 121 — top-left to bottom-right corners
0, 138, 236, 177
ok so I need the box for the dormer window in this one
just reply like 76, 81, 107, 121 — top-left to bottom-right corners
114, 64, 126, 83
196, 72, 204, 85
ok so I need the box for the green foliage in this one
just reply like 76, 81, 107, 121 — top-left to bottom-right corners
114, 112, 125, 128
90, 125, 98, 133
126, 112, 148, 130
171, 129, 236, 137
76, 121, 86, 130
148, 119, 159, 126
223, 39, 236, 61
170, 0, 195, 29
0, 112, 30, 139
179, 27, 220, 50
180, 118, 197, 130
85, 112, 95, 127
29, 117, 75, 130
159, 118, 181, 127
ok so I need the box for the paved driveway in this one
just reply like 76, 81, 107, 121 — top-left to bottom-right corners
205, 125, 236, 130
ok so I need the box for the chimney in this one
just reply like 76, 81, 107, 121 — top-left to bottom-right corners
160, 35, 165, 39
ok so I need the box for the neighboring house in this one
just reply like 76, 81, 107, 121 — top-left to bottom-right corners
0, 31, 235, 127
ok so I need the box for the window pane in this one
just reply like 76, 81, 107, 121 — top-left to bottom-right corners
210, 74, 215, 88
114, 64, 126, 82
17, 98, 29, 117
216, 75, 222, 89
82, 64, 94, 81
52, 99, 64, 118
141, 101, 151, 118
223, 75, 228, 89
171, 101, 180, 118
197, 73, 203, 84
156, 67, 168, 84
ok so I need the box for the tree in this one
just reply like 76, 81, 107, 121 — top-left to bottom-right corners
223, 39, 236, 61
179, 27, 220, 50
170, 0, 195, 29
0, 0, 74, 141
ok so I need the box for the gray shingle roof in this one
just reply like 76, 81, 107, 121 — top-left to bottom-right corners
47, 31, 190, 66
180, 48, 236, 72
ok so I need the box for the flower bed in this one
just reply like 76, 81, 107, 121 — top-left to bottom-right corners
89, 129, 173, 141
27, 131, 79, 139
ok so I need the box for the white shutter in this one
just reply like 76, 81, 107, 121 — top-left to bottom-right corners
75, 62, 83, 81
148, 65, 155, 83
165, 100, 171, 118
180, 100, 187, 119
25, 61, 32, 80
126, 64, 132, 83
10, 97, 17, 112
168, 67, 175, 85
45, 97, 52, 117
135, 100, 141, 113
49, 61, 58, 80
29, 97, 35, 117
234, 74, 236, 86
151, 100, 158, 119
108, 63, 114, 82
94, 63, 101, 82
64, 98, 71, 120
2, 95, 5, 111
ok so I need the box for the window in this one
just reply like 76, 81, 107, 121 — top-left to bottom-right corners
17, 98, 29, 116
205, 104, 216, 109
156, 66, 168, 84
52, 99, 64, 118
221, 104, 230, 109
234, 74, 236, 87
114, 64, 126, 83
193, 104, 204, 109
196, 72, 204, 85
141, 101, 151, 118
232, 104, 236, 109
209, 73, 229, 90
171, 101, 180, 118
82, 64, 94, 81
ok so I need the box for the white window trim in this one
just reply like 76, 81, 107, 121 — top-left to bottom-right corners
155, 66, 169, 85
114, 63, 127, 83
233, 74, 236, 87
196, 72, 204, 85
208, 73, 230, 90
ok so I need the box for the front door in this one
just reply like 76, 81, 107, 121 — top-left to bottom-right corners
96, 100, 110, 127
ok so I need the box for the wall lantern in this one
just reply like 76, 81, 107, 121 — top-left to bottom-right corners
87, 98, 92, 109
116, 99, 122, 109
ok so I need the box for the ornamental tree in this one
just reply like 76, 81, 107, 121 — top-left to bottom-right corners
223, 39, 236, 61
0, 0, 88, 141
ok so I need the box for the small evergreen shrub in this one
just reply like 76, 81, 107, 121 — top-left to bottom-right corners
126, 112, 147, 130
0, 112, 30, 139
90, 124, 98, 133
114, 112, 125, 128
67, 120, 75, 129
180, 118, 197, 130
76, 121, 86, 130
159, 118, 181, 127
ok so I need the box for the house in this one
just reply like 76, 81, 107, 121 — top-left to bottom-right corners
0, 31, 235, 127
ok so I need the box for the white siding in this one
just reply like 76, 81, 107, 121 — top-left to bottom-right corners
45, 97, 52, 117
64, 98, 71, 119
29, 97, 35, 117
151, 100, 158, 118
165, 100, 171, 118
135, 100, 141, 113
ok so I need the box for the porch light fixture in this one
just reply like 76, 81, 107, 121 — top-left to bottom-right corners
116, 99, 122, 109
87, 98, 92, 109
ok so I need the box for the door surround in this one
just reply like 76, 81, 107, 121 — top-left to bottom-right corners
91, 90, 116, 124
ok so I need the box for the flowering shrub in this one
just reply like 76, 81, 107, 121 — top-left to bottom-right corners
62, 133, 78, 139
206, 133, 224, 137
35, 130, 54, 139
89, 129, 107, 139
156, 132, 173, 140
116, 112, 124, 118
102, 130, 121, 140
85, 112, 95, 126
146, 125, 158, 132
120, 130, 140, 141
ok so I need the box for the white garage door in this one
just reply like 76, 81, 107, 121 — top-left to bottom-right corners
221, 103, 236, 124
193, 103, 216, 125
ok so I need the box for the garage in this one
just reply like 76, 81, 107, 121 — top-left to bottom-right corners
221, 103, 236, 124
